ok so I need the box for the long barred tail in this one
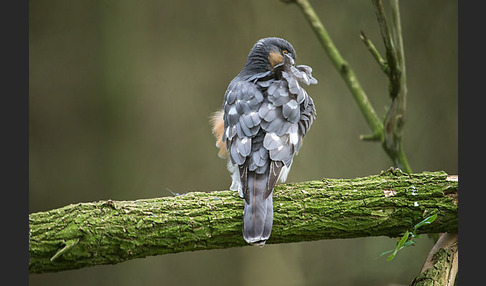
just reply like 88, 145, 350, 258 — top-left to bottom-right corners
242, 170, 273, 246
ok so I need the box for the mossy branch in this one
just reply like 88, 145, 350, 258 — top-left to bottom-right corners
29, 170, 458, 274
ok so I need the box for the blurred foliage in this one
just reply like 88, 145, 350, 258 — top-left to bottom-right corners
29, 0, 457, 285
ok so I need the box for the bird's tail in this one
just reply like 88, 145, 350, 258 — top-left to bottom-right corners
242, 170, 274, 246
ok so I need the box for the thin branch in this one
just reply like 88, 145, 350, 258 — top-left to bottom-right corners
282, 0, 384, 141
360, 30, 388, 74
29, 170, 458, 273
391, 0, 406, 86
372, 0, 401, 98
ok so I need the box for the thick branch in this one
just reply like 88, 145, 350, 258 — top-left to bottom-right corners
29, 170, 458, 274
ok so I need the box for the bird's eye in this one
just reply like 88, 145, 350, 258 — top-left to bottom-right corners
282, 50, 288, 55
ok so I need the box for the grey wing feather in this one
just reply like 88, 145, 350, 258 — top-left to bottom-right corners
264, 161, 284, 199
223, 80, 264, 153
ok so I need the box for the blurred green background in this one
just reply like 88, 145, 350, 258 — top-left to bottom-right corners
29, 0, 457, 285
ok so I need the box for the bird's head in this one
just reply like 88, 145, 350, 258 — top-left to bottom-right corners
242, 37, 297, 74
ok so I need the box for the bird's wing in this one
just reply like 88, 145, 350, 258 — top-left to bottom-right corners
222, 77, 268, 204
258, 64, 318, 195
223, 65, 317, 201
222, 79, 265, 167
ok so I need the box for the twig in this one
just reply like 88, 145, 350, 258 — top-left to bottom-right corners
360, 31, 388, 73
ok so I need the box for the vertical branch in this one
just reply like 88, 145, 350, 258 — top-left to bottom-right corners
372, 0, 401, 98
390, 0, 407, 144
372, 0, 411, 172
391, 0, 406, 83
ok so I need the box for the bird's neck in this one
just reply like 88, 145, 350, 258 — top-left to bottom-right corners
241, 49, 272, 75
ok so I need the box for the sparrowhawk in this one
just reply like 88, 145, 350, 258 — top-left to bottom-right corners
211, 37, 317, 245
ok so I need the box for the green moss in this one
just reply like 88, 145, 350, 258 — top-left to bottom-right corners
29, 171, 457, 273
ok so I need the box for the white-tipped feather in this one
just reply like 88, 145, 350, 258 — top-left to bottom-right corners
278, 165, 291, 183
227, 160, 243, 198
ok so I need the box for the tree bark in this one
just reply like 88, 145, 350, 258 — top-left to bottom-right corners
411, 232, 458, 286
29, 169, 458, 274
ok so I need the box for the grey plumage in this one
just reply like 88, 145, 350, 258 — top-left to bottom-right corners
219, 37, 317, 245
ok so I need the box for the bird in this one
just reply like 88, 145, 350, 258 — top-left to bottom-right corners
211, 37, 317, 246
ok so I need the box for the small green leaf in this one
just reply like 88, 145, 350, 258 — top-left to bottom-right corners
384, 232, 411, 261
379, 249, 395, 257
396, 231, 410, 250
403, 240, 415, 248
414, 214, 438, 231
